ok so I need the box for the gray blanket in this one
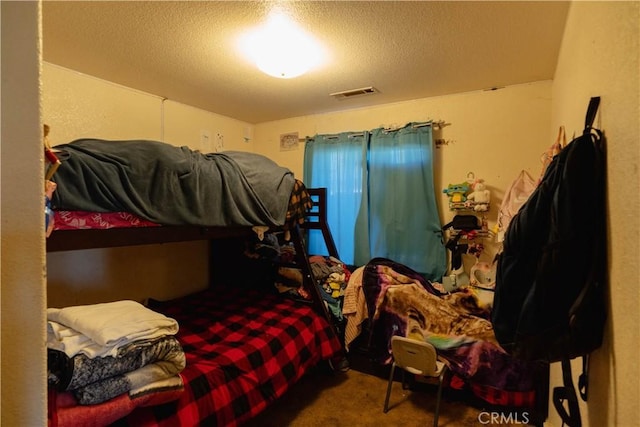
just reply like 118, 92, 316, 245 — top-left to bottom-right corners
51, 139, 295, 226
48, 336, 185, 405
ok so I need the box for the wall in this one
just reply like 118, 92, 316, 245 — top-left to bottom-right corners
0, 2, 47, 425
43, 63, 256, 151
45, 64, 555, 305
549, 2, 640, 427
254, 82, 554, 265
43, 63, 255, 307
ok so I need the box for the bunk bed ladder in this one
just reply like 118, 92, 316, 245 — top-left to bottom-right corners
299, 188, 339, 259
291, 188, 346, 354
289, 224, 333, 325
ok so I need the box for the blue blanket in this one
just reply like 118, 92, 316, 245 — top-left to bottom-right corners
52, 139, 295, 227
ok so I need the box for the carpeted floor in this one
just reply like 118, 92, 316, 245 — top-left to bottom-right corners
243, 356, 539, 427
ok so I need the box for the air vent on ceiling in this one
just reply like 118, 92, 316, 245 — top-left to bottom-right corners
330, 86, 378, 99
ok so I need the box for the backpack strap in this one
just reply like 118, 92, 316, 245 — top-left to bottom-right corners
584, 96, 601, 133
576, 95, 605, 403
553, 358, 582, 427
578, 354, 590, 401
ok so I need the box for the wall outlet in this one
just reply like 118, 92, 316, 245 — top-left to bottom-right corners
215, 133, 224, 152
200, 130, 211, 149
243, 126, 253, 143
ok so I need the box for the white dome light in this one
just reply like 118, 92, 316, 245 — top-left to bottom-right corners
239, 10, 325, 79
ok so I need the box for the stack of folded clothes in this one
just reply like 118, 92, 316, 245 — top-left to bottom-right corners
46, 300, 186, 427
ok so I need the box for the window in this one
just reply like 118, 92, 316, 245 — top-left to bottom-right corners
304, 123, 445, 280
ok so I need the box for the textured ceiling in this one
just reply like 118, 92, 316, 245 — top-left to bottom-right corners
42, 1, 570, 124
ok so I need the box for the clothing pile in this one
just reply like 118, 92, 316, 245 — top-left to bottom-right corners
47, 300, 186, 426
310, 255, 351, 321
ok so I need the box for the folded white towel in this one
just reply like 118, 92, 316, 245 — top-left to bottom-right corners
47, 321, 106, 358
47, 300, 179, 358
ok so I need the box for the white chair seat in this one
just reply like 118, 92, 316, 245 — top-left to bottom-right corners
383, 335, 448, 427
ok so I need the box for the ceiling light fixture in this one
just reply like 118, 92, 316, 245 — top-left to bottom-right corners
238, 9, 325, 79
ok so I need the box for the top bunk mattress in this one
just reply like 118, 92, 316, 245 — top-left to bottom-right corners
52, 179, 311, 232
50, 139, 300, 228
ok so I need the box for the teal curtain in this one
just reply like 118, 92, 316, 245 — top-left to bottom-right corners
304, 123, 445, 280
303, 132, 369, 265
364, 123, 446, 279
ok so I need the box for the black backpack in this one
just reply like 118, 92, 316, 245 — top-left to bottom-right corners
492, 97, 607, 427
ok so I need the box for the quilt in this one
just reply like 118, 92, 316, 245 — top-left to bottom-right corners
362, 258, 539, 406
48, 336, 185, 405
51, 139, 295, 227
118, 287, 342, 427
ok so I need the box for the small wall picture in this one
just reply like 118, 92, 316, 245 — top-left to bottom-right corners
280, 132, 299, 151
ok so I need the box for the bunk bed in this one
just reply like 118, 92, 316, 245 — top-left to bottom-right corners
45, 139, 344, 426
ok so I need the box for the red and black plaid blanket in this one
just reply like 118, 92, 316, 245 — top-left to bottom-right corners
118, 288, 342, 427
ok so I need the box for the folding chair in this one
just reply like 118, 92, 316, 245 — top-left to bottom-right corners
383, 335, 448, 427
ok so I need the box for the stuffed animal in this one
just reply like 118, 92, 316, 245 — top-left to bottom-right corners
470, 260, 497, 289
466, 182, 490, 211
443, 182, 470, 203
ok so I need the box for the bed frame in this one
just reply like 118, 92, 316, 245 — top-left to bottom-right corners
46, 188, 342, 348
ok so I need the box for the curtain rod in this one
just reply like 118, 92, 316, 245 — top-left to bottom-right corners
306, 119, 450, 141
381, 120, 449, 133
316, 132, 367, 140
414, 120, 449, 129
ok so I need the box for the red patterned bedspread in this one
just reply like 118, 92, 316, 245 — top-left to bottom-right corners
52, 180, 311, 232
54, 210, 160, 230
117, 288, 342, 427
